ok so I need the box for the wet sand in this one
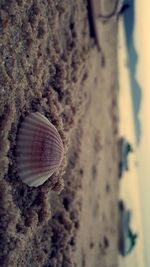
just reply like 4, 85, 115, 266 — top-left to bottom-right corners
0, 1, 119, 266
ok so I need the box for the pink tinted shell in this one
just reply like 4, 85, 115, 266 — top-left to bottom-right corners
16, 112, 64, 187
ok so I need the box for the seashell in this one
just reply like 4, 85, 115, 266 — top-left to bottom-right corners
16, 112, 64, 187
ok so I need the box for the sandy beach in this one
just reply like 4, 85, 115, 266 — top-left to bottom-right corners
0, 1, 119, 266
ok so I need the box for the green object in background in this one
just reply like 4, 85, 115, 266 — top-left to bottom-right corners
127, 229, 138, 254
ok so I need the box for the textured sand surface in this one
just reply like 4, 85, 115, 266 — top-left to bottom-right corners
0, 0, 119, 266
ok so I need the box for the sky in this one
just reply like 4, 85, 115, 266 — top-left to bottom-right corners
118, 1, 150, 266
118, 14, 145, 267
135, 0, 150, 266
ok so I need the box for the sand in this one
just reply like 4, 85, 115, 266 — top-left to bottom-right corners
0, 0, 119, 266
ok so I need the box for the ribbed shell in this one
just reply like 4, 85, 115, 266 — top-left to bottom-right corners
16, 112, 64, 187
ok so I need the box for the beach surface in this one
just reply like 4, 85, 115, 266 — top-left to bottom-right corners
0, 1, 119, 266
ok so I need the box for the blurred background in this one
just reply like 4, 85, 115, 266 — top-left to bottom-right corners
118, 0, 149, 266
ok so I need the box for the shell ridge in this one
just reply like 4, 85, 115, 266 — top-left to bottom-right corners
18, 132, 63, 151
25, 112, 50, 127
18, 167, 57, 182
17, 140, 62, 152
18, 125, 62, 146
